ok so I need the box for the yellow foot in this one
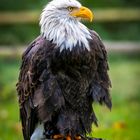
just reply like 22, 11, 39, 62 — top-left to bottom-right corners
75, 135, 82, 140
66, 135, 72, 140
53, 134, 64, 139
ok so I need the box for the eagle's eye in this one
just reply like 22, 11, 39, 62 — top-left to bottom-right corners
67, 6, 74, 12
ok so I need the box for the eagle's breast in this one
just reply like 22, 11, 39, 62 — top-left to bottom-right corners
46, 42, 96, 109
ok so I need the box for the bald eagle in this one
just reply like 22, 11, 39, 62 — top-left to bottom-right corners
17, 0, 112, 140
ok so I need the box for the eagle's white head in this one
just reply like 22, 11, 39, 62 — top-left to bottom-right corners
40, 0, 94, 51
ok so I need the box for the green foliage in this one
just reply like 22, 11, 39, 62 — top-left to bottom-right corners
87, 22, 140, 41
0, 57, 19, 101
0, 54, 140, 140
0, 0, 45, 11
0, 0, 140, 11
82, 0, 140, 8
0, 24, 40, 45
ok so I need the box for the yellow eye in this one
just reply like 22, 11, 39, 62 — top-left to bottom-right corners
67, 7, 74, 12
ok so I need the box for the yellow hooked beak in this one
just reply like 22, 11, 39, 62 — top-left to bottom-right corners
71, 6, 94, 22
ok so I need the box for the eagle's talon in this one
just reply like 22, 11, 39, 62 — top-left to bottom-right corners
53, 134, 64, 139
75, 135, 82, 140
66, 135, 72, 140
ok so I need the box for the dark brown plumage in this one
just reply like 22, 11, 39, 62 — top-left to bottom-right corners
17, 30, 111, 140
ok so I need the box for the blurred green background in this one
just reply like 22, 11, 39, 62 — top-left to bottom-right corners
0, 0, 140, 140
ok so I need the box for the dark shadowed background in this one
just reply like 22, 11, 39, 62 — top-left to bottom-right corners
0, 0, 140, 140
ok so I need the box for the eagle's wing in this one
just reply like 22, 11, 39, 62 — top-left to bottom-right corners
89, 30, 112, 109
16, 36, 65, 140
